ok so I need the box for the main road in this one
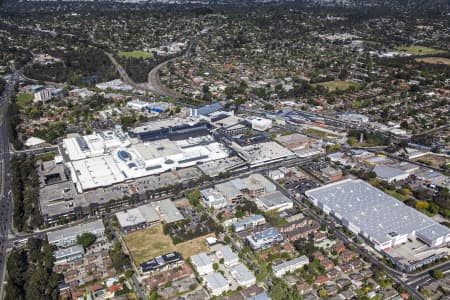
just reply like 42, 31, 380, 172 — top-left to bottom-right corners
0, 70, 20, 297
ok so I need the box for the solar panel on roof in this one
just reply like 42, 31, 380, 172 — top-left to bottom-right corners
75, 136, 89, 151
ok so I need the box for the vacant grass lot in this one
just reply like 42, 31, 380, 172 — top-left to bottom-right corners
395, 46, 447, 55
313, 80, 358, 92
119, 50, 153, 59
413, 154, 449, 169
123, 224, 212, 265
16, 93, 34, 108
304, 128, 339, 139
415, 57, 450, 66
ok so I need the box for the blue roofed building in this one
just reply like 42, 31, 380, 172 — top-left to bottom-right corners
246, 227, 284, 251
190, 102, 223, 117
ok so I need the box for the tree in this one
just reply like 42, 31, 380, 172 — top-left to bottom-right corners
77, 232, 97, 249
435, 188, 450, 209
120, 115, 136, 130
269, 282, 286, 300
432, 270, 444, 280
148, 289, 159, 300
5, 239, 60, 300
213, 263, 219, 271
110, 241, 130, 272
186, 189, 201, 207
415, 201, 430, 211
347, 136, 358, 146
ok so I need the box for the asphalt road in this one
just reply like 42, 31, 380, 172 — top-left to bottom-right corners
0, 71, 18, 297
145, 57, 179, 98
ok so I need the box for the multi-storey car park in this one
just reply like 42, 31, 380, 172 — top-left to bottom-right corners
305, 179, 450, 271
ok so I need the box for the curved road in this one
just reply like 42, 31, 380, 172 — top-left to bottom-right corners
106, 53, 180, 99
107, 39, 196, 99
144, 57, 179, 98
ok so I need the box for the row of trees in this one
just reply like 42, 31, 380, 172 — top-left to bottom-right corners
6, 100, 23, 150
0, 78, 5, 94
11, 155, 42, 232
5, 238, 61, 300
109, 241, 130, 273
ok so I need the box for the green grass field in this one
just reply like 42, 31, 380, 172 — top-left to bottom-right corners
16, 93, 34, 108
395, 46, 447, 55
313, 80, 358, 92
119, 50, 153, 59
384, 189, 409, 202
304, 128, 339, 139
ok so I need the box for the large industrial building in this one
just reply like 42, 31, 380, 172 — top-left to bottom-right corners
305, 179, 450, 270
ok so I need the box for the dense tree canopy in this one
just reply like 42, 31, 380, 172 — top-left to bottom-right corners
5, 238, 60, 300
76, 232, 97, 249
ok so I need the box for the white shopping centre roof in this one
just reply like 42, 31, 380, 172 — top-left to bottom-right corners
64, 130, 229, 193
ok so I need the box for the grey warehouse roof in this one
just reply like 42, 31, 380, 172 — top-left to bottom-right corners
257, 191, 293, 208
373, 165, 408, 180
305, 179, 449, 245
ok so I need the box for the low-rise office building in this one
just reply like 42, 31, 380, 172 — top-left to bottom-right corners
232, 215, 266, 233
255, 191, 293, 212
215, 181, 244, 205
215, 245, 239, 267
53, 244, 85, 263
230, 263, 256, 287
190, 102, 223, 117
246, 227, 284, 251
140, 252, 183, 275
190, 253, 214, 275
200, 188, 227, 209
272, 256, 309, 278
205, 272, 229, 296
